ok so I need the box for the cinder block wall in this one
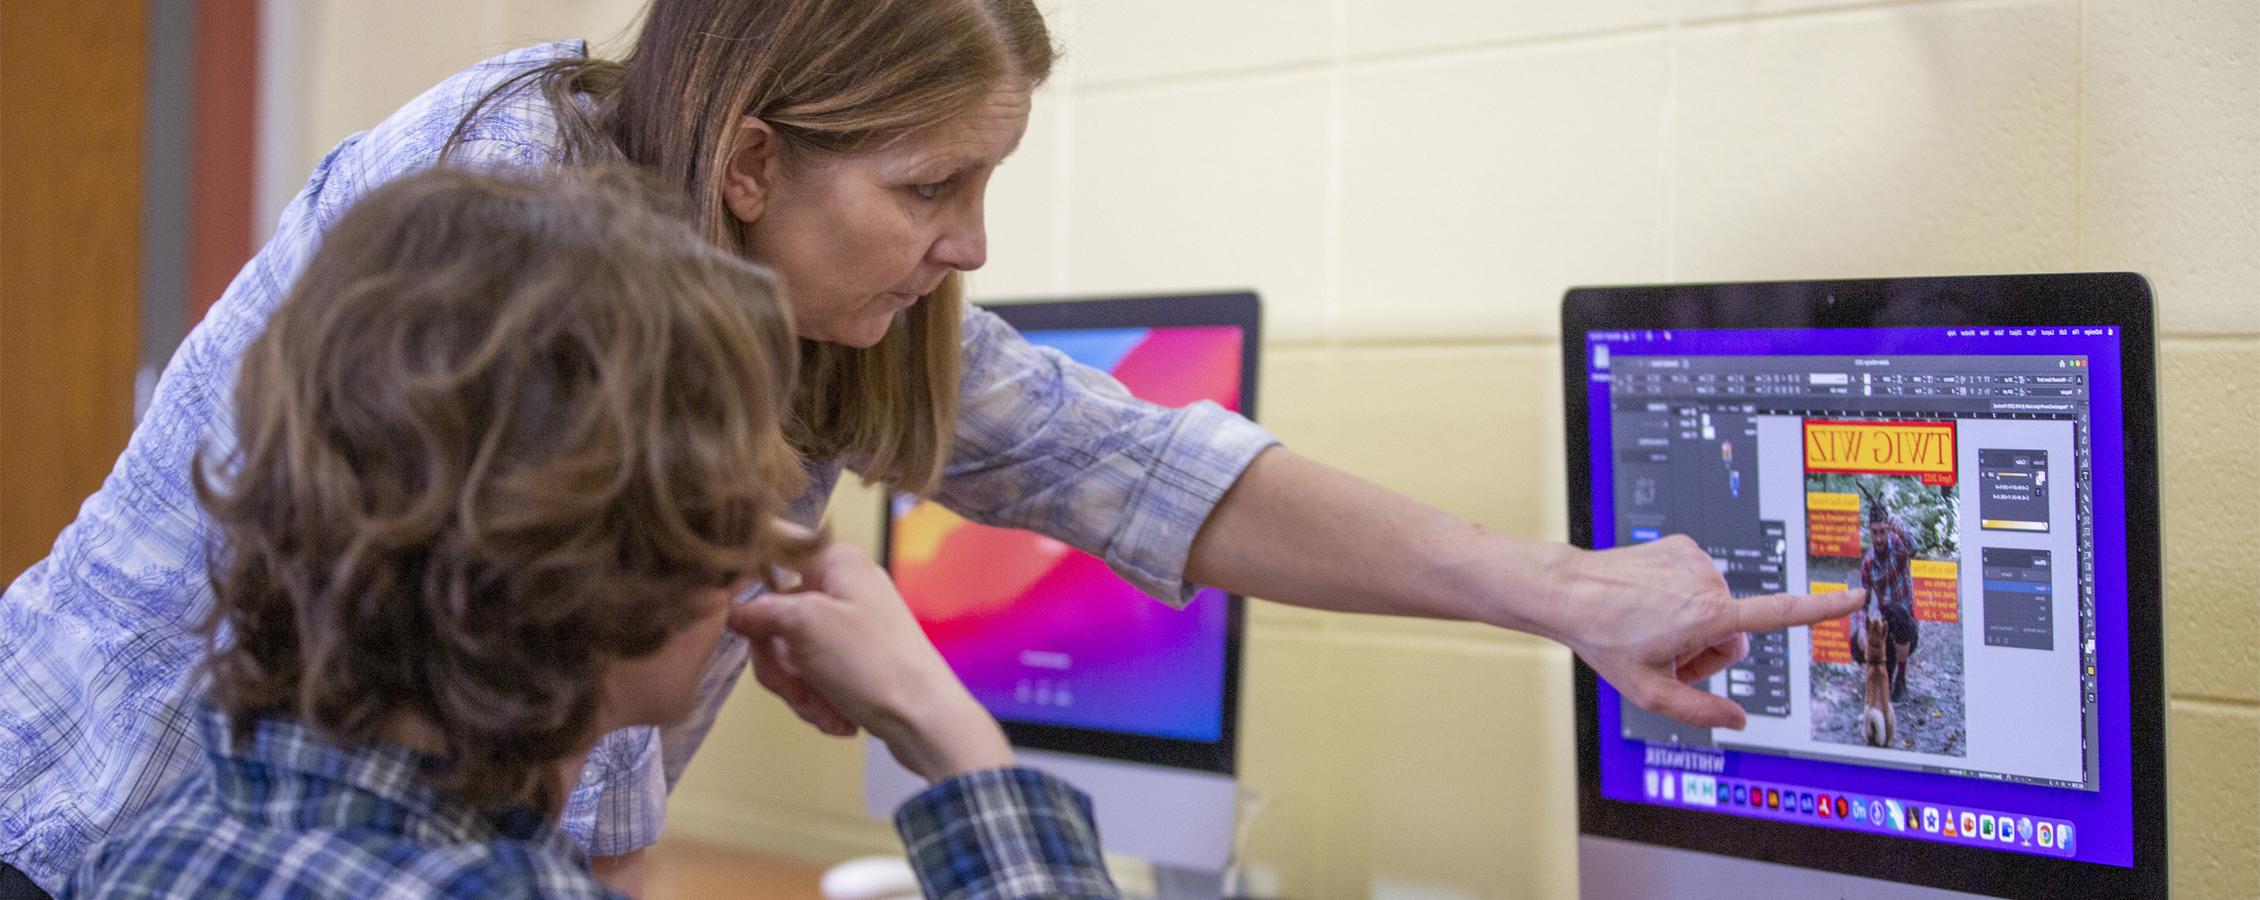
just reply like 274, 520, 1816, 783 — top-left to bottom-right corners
281, 1, 2257, 896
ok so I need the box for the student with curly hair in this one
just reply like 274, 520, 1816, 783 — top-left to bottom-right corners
59, 167, 1113, 899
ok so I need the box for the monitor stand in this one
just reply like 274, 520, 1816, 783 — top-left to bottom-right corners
865, 741, 1237, 897
1579, 835, 2003, 899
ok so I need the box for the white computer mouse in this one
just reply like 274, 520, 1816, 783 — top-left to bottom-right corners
818, 855, 920, 900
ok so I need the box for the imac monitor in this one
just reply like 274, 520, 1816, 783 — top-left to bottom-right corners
866, 292, 1259, 872
1563, 275, 2165, 899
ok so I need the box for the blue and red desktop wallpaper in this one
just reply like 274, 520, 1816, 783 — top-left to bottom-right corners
890, 325, 1244, 741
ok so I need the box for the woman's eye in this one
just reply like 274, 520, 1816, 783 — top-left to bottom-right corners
911, 181, 947, 201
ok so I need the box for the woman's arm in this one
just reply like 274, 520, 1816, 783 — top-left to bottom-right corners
1184, 447, 1862, 729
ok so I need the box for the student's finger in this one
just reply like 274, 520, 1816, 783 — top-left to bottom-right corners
731, 590, 864, 736
730, 592, 864, 735
750, 646, 830, 729
786, 543, 896, 604
802, 695, 856, 736
749, 644, 854, 736
768, 635, 803, 679
745, 640, 810, 707
739, 617, 851, 736
728, 589, 815, 640
1727, 589, 1865, 634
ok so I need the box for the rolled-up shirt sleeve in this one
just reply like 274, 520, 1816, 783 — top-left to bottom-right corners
894, 767, 1117, 900
933, 306, 1278, 607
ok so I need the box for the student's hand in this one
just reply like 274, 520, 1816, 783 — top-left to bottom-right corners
726, 524, 857, 739
728, 542, 1015, 783
1553, 535, 1865, 730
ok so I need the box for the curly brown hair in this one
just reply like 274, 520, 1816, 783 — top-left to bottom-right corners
195, 165, 819, 812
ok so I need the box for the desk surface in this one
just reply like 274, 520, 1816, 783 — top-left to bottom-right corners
648, 838, 828, 899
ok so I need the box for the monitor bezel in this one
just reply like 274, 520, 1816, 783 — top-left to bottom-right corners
881, 291, 1261, 776
1560, 273, 2165, 899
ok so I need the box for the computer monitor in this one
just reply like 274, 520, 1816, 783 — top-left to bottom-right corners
1562, 275, 2165, 899
865, 292, 1260, 873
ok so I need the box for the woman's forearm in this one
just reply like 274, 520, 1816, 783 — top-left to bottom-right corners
1185, 445, 1864, 730
1183, 447, 1574, 639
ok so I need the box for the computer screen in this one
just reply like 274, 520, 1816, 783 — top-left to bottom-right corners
1565, 275, 2164, 898
884, 293, 1258, 773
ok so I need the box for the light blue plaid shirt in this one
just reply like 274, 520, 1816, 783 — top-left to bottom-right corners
0, 41, 1275, 892
61, 707, 1113, 899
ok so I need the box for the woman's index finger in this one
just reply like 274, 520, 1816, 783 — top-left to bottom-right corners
1729, 588, 1866, 633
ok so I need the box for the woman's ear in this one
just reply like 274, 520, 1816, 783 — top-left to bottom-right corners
722, 116, 780, 224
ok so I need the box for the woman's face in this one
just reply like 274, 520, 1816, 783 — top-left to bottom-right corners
741, 84, 1034, 348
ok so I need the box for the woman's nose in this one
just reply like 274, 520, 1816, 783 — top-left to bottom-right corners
930, 202, 987, 271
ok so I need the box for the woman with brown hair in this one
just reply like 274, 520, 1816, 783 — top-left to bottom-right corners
0, 0, 1860, 895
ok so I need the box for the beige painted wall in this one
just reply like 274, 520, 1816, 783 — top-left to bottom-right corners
279, 1, 2258, 896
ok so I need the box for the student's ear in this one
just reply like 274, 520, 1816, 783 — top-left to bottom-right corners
721, 116, 781, 224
